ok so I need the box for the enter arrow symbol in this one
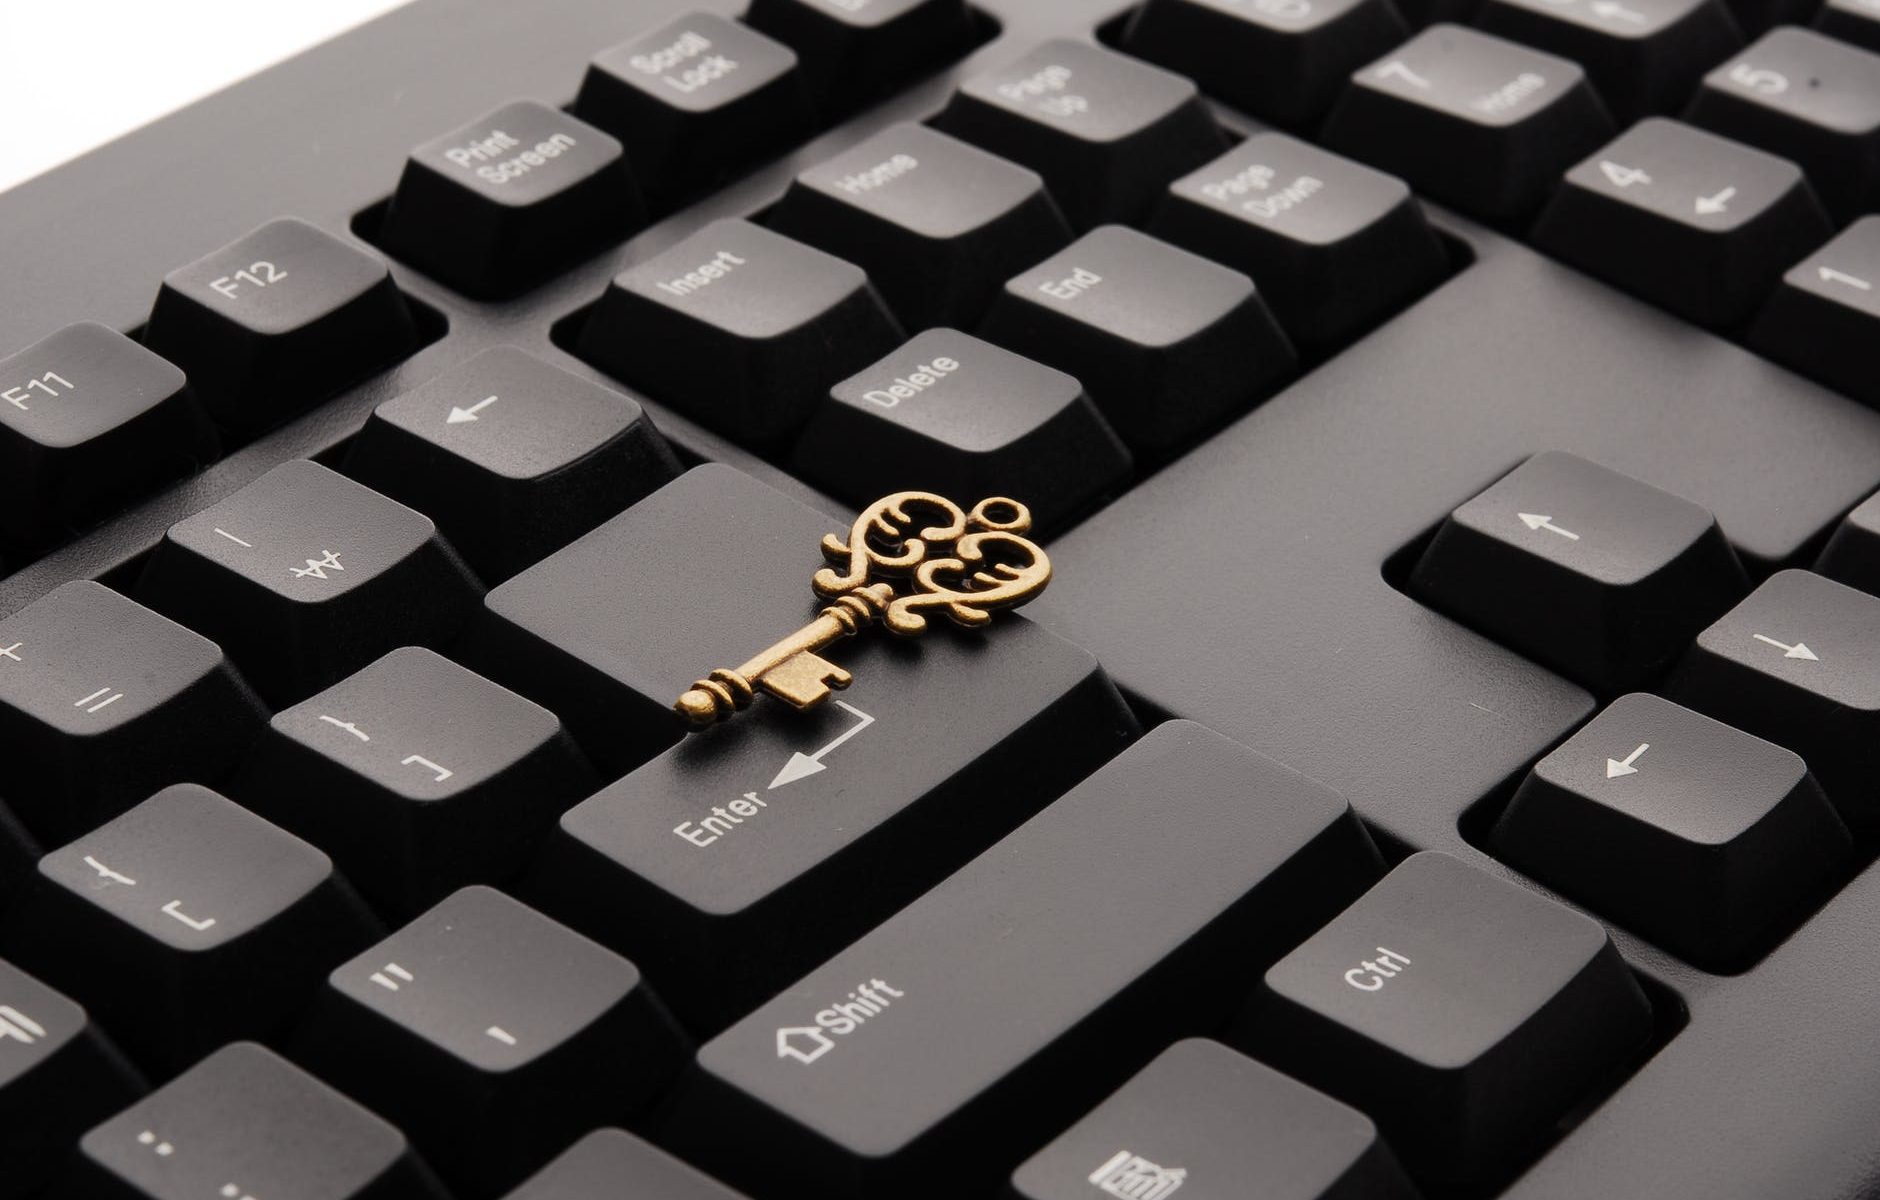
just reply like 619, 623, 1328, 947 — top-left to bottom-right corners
447, 395, 500, 425
1606, 742, 1649, 779
1752, 633, 1819, 660
1695, 186, 1737, 215
1518, 512, 1582, 541
1819, 266, 1874, 291
769, 701, 876, 789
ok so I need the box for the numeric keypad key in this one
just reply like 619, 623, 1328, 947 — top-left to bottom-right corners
1750, 216, 1880, 405
2, 784, 379, 1071
1668, 570, 1880, 830
144, 218, 419, 434
935, 39, 1228, 229
136, 459, 484, 704
70, 1042, 447, 1200
1409, 451, 1748, 693
0, 323, 216, 554
0, 581, 266, 844
1323, 25, 1615, 222
297, 886, 688, 1198
1533, 119, 1832, 329
1686, 28, 1880, 222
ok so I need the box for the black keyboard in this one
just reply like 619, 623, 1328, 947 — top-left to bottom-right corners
4, 1, 1880, 1197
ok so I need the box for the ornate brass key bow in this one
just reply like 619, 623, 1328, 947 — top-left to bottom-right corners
674, 492, 1053, 728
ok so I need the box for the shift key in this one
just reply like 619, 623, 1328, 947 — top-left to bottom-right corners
668, 721, 1383, 1198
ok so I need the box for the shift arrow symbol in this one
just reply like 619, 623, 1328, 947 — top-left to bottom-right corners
1695, 186, 1737, 215
768, 701, 876, 789
1753, 633, 1818, 660
447, 395, 500, 424
1518, 512, 1582, 540
1606, 743, 1649, 778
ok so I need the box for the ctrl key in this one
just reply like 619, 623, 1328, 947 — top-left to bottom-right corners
1234, 852, 1653, 1196
65, 1042, 447, 1200
1013, 1039, 1417, 1200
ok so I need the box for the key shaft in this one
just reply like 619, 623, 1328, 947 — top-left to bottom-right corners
675, 582, 895, 726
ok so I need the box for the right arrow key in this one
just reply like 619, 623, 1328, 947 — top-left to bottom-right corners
1668, 569, 1880, 832
1409, 450, 1749, 694
1533, 118, 1833, 330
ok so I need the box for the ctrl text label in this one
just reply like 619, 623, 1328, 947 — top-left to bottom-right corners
1344, 946, 1411, 992
775, 977, 907, 1064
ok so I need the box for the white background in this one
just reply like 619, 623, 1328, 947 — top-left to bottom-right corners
0, 0, 410, 194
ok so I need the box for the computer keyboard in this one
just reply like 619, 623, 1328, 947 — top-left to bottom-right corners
3, 0, 1880, 1196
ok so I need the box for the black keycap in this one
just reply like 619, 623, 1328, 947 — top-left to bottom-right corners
1322, 25, 1615, 223
0, 581, 266, 845
1235, 851, 1653, 1195
144, 218, 419, 434
664, 722, 1383, 1198
1012, 1039, 1418, 1200
342, 347, 681, 580
521, 612, 1134, 1030
790, 328, 1132, 534
574, 15, 812, 208
232, 647, 598, 919
1685, 27, 1880, 222
1409, 451, 1749, 693
1, 784, 379, 1072
1122, 0, 1410, 128
1817, 487, 1880, 596
1476, 0, 1743, 124
0, 323, 216, 554
1749, 215, 1880, 405
1667, 569, 1880, 831
296, 886, 688, 1198
744, 0, 975, 114
1532, 118, 1832, 330
470, 463, 1133, 782
503, 1129, 750, 1200
768, 122, 1073, 330
69, 1042, 447, 1200
1150, 133, 1450, 357
135, 459, 483, 705
575, 218, 902, 446
981, 225, 1297, 458
933, 39, 1229, 230
0, 957, 143, 1200
379, 101, 644, 299
1817, 0, 1880, 53
1495, 693, 1851, 968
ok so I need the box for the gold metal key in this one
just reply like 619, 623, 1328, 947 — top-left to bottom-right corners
673, 491, 1054, 728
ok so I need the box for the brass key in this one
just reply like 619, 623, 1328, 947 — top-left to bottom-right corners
673, 492, 1052, 728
